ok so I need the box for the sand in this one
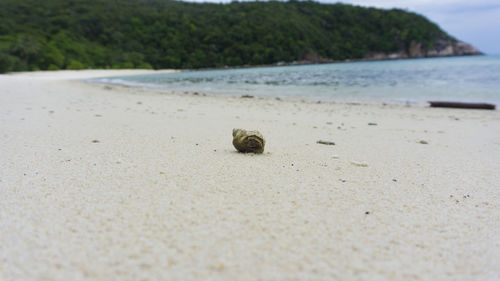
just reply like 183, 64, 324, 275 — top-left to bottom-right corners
1, 70, 499, 281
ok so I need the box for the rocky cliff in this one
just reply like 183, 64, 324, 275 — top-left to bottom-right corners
367, 38, 482, 61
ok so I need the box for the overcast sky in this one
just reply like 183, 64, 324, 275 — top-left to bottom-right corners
336, 0, 499, 54
184, 0, 499, 54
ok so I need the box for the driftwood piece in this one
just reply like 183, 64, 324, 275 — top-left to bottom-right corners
428, 101, 495, 110
317, 140, 335, 145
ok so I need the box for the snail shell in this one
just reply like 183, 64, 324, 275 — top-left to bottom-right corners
232, 128, 265, 154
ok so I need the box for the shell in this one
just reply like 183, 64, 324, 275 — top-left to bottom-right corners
232, 128, 265, 154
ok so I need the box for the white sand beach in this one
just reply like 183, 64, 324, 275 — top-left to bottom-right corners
1, 70, 499, 280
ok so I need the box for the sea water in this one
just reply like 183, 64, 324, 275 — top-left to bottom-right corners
92, 55, 500, 105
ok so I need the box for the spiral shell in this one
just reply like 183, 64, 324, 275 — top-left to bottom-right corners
232, 129, 265, 154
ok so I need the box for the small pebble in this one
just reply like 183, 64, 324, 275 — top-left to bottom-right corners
419, 140, 428, 144
365, 211, 370, 215
351, 161, 368, 167
368, 122, 377, 126
92, 140, 100, 143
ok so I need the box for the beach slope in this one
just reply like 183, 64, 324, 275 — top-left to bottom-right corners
0, 70, 499, 280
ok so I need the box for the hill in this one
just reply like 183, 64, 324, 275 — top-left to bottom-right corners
0, 0, 481, 73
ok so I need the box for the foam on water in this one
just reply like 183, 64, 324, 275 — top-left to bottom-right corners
90, 56, 500, 105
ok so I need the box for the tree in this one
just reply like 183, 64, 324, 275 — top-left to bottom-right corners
0, 0, 457, 73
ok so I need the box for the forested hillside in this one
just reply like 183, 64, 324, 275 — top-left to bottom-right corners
0, 0, 476, 72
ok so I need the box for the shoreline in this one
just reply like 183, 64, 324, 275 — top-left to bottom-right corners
1, 53, 485, 77
85, 67, 499, 108
2, 53, 487, 76
82, 55, 500, 108
88, 78, 427, 108
191, 53, 485, 72
1, 70, 499, 280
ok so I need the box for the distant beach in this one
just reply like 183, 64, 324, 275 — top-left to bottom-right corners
1, 70, 499, 280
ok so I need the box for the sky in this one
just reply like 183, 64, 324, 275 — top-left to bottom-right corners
184, 0, 500, 54
337, 0, 499, 54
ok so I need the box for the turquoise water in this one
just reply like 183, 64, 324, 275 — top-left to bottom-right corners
93, 56, 500, 105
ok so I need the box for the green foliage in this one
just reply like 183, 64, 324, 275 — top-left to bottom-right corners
10, 35, 42, 62
42, 42, 65, 69
48, 64, 60, 70
136, 62, 153, 69
67, 60, 85, 70
0, 0, 455, 73
112, 62, 134, 69
0, 53, 16, 73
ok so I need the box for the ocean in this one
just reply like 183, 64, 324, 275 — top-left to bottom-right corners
91, 55, 500, 105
